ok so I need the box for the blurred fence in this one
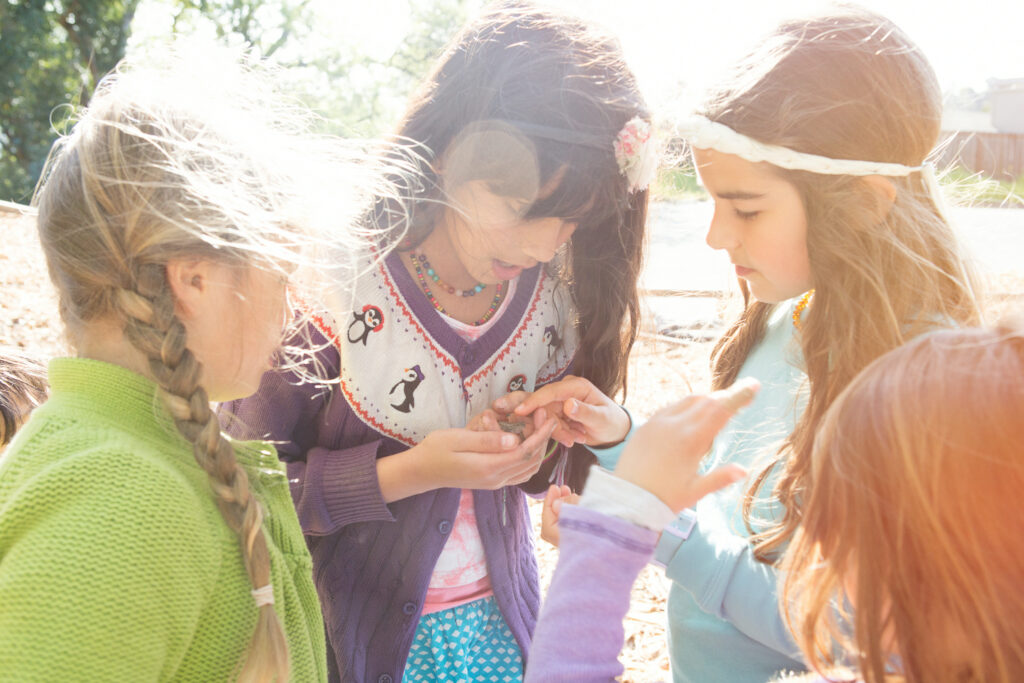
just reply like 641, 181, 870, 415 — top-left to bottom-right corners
936, 131, 1024, 180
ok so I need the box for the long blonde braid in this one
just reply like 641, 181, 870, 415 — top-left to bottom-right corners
112, 264, 288, 681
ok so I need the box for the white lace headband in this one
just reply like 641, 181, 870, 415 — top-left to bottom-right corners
677, 116, 926, 176
678, 115, 949, 220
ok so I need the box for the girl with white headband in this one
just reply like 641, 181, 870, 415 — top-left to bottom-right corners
509, 6, 983, 681
525, 320, 1024, 682
222, 3, 656, 681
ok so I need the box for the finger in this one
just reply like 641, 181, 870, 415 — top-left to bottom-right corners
543, 484, 560, 508
510, 407, 545, 442
492, 391, 529, 415
557, 418, 589, 446
689, 464, 747, 502
458, 429, 522, 453
509, 449, 549, 481
517, 417, 558, 459
682, 388, 757, 446
709, 377, 760, 414
563, 397, 606, 427
550, 422, 579, 448
506, 445, 549, 481
540, 494, 561, 548
512, 377, 582, 416
506, 431, 558, 481
476, 409, 500, 432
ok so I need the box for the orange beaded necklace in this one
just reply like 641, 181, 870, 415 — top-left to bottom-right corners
792, 289, 814, 331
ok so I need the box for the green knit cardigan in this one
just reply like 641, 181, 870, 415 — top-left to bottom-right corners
0, 358, 326, 681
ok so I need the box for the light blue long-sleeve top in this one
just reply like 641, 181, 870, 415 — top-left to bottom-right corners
592, 298, 808, 682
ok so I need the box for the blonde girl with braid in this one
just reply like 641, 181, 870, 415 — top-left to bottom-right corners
510, 6, 983, 681
0, 50, 381, 681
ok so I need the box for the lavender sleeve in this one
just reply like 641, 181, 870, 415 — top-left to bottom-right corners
219, 328, 395, 536
525, 505, 658, 682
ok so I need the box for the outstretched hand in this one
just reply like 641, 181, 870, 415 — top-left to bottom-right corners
614, 378, 760, 513
491, 375, 630, 448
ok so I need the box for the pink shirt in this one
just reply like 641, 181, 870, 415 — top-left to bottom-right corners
422, 280, 518, 614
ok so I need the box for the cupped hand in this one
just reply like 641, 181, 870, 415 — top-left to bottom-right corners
491, 375, 631, 448
613, 378, 760, 513
417, 411, 558, 491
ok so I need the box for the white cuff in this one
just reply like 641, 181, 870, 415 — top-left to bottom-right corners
651, 508, 698, 569
578, 466, 677, 531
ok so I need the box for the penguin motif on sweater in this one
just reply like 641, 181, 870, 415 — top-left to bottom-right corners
347, 304, 384, 346
542, 324, 562, 360
389, 365, 425, 413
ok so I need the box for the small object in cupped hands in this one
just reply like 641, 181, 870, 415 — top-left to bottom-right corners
497, 419, 527, 439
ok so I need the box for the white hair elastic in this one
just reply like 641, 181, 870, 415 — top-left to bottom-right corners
251, 584, 275, 607
677, 115, 949, 221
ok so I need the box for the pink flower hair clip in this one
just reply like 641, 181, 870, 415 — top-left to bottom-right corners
614, 117, 658, 193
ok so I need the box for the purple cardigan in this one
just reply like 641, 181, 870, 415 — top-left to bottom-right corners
222, 254, 580, 683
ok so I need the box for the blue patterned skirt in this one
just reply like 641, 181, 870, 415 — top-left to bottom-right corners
403, 596, 524, 682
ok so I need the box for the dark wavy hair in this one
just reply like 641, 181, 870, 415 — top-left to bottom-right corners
383, 0, 649, 396
377, 1, 652, 490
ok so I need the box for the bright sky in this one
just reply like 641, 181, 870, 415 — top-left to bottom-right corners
134, 0, 1024, 107
543, 0, 1024, 111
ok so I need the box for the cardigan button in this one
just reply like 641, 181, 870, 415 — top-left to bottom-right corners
437, 520, 452, 534
377, 675, 393, 683
402, 601, 418, 616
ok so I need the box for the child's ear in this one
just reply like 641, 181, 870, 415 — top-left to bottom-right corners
165, 259, 210, 320
860, 175, 897, 219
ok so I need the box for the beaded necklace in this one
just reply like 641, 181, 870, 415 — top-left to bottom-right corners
408, 250, 507, 326
792, 289, 814, 331
410, 251, 487, 296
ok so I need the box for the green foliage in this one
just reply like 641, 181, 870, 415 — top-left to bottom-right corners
0, 0, 479, 200
0, 0, 140, 202
650, 166, 706, 202
283, 0, 481, 138
167, 0, 314, 58
943, 166, 1024, 208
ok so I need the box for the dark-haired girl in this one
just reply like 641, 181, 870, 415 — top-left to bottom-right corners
223, 2, 654, 681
